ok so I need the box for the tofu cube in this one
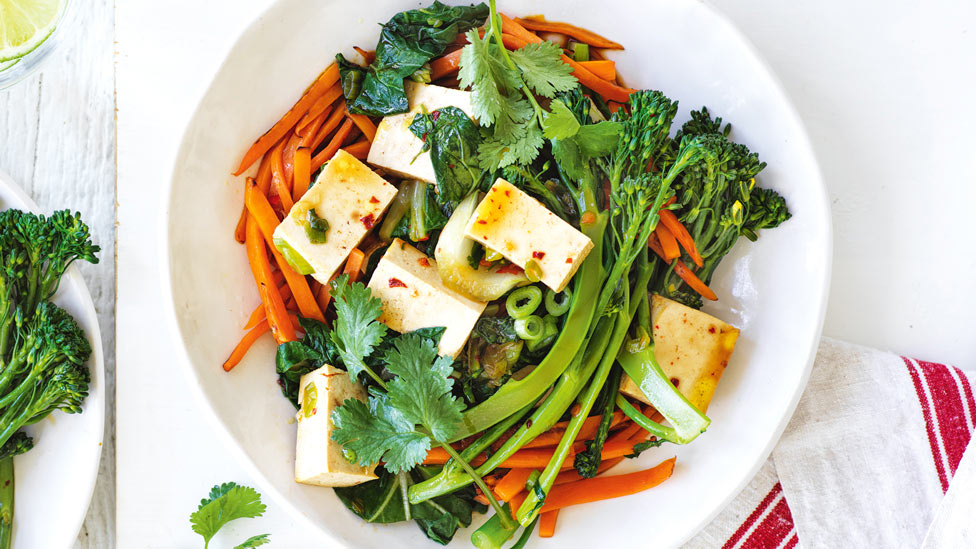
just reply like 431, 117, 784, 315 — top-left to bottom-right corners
295, 364, 378, 487
273, 149, 397, 284
367, 239, 486, 358
464, 179, 593, 292
619, 295, 740, 412
367, 81, 474, 183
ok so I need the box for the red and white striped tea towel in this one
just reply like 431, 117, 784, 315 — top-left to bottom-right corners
686, 337, 976, 548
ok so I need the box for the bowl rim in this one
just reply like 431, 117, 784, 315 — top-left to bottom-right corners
0, 167, 106, 547
159, 0, 832, 545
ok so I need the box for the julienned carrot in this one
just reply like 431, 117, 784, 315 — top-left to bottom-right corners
673, 259, 717, 301
309, 100, 347, 151
293, 147, 311, 202
245, 216, 296, 343
554, 457, 625, 487
234, 62, 341, 175
514, 16, 624, 50
522, 410, 625, 449
243, 281, 292, 330
234, 180, 249, 244
430, 48, 463, 80
498, 13, 541, 45
607, 421, 643, 445
655, 223, 681, 261
298, 107, 331, 142
255, 148, 275, 194
245, 181, 326, 323
498, 32, 634, 103
539, 510, 558, 538
353, 46, 376, 64
494, 467, 535, 502
424, 438, 636, 468
578, 59, 616, 81
343, 140, 372, 160
539, 457, 676, 513
343, 248, 366, 282
659, 208, 704, 267
346, 111, 377, 142
224, 320, 270, 371
282, 133, 302, 184
648, 234, 718, 301
270, 144, 295, 213
296, 84, 343, 135
312, 118, 357, 169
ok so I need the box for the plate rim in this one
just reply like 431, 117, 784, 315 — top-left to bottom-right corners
160, 0, 833, 545
0, 167, 106, 548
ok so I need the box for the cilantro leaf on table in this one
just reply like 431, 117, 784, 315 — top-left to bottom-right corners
384, 333, 463, 441
508, 41, 577, 98
329, 274, 388, 384
189, 482, 268, 549
234, 534, 271, 548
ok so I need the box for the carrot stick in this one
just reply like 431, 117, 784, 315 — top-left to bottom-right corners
522, 411, 625, 449
498, 32, 634, 103
345, 111, 377, 142
578, 59, 616, 80
494, 468, 535, 502
498, 13, 542, 45
245, 216, 296, 343
514, 16, 624, 50
234, 62, 341, 175
343, 248, 366, 282
270, 144, 295, 213
309, 100, 347, 151
255, 148, 275, 194
293, 147, 312, 202
298, 107, 331, 142
659, 208, 704, 268
539, 510, 558, 538
353, 46, 376, 64
430, 49, 463, 80
673, 259, 717, 301
312, 118, 356, 170
295, 84, 343, 135
509, 491, 528, 514
552, 457, 625, 487
245, 181, 326, 323
234, 181, 249, 244
223, 320, 270, 371
243, 271, 290, 330
539, 457, 676, 513
343, 140, 371, 160
607, 421, 644, 445
282, 133, 302, 185
655, 224, 681, 261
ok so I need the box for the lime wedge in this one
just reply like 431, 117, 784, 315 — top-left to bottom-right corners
0, 0, 66, 63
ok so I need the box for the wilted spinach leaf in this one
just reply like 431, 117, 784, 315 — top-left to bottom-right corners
339, 1, 488, 116
473, 316, 518, 344
275, 317, 338, 405
391, 181, 449, 242
409, 106, 485, 214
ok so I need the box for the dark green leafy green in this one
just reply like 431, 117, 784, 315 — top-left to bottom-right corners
338, 1, 489, 116
473, 316, 518, 344
275, 317, 337, 405
409, 107, 486, 215
626, 438, 666, 459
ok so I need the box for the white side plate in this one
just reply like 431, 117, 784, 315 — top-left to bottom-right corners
164, 0, 831, 546
0, 169, 105, 548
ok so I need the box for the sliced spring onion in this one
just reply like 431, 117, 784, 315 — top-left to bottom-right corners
526, 315, 559, 352
484, 247, 504, 262
506, 286, 543, 319
514, 315, 544, 341
524, 259, 543, 283
544, 287, 572, 316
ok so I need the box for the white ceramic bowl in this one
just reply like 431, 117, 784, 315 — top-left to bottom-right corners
0, 169, 105, 548
164, 1, 831, 546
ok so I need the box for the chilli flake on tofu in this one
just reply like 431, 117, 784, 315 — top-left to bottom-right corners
221, 0, 791, 545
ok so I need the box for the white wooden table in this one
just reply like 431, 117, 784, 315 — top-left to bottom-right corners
0, 0, 115, 546
82, 0, 976, 546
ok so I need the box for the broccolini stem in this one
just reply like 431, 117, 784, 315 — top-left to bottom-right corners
471, 503, 519, 549
0, 457, 12, 549
439, 442, 515, 530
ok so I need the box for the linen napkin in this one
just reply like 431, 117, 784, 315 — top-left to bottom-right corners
685, 337, 975, 548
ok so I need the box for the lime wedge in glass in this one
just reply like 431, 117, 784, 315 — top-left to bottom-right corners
0, 0, 66, 63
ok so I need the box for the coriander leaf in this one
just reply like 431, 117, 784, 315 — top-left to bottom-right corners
543, 99, 581, 140
190, 482, 266, 548
576, 122, 623, 157
459, 29, 519, 126
384, 333, 463, 441
234, 534, 271, 548
329, 274, 388, 383
508, 41, 577, 98
331, 393, 432, 474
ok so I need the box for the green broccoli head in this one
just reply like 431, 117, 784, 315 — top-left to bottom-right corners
612, 89, 679, 180
742, 187, 791, 241
0, 432, 34, 461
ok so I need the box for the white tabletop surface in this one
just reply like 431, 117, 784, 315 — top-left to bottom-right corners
116, 0, 976, 547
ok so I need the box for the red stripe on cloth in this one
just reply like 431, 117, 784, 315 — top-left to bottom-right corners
722, 482, 785, 549
744, 496, 796, 548
951, 365, 976, 429
904, 356, 950, 492
916, 359, 974, 477
784, 533, 799, 549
